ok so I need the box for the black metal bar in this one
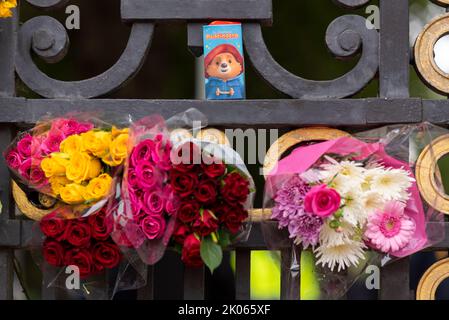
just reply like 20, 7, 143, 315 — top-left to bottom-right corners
380, 258, 411, 300
137, 266, 154, 300
0, 11, 17, 300
280, 249, 294, 300
379, 0, 410, 98
0, 98, 432, 126
121, 0, 273, 25
235, 249, 251, 300
183, 267, 205, 300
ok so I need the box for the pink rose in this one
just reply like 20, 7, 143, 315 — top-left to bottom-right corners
51, 118, 93, 137
140, 215, 166, 240
153, 137, 172, 171
41, 131, 64, 154
18, 159, 32, 181
17, 134, 34, 158
5, 148, 22, 170
304, 184, 341, 218
143, 191, 165, 214
129, 189, 144, 214
164, 186, 179, 216
135, 162, 158, 190
131, 140, 156, 167
127, 169, 140, 190
76, 122, 94, 134
29, 165, 46, 186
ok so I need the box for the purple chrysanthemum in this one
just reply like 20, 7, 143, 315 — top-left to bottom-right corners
288, 214, 323, 248
271, 175, 311, 228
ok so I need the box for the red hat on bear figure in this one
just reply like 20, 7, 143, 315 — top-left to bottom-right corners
204, 44, 244, 78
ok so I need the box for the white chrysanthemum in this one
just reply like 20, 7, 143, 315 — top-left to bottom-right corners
370, 168, 414, 202
319, 220, 354, 247
361, 191, 385, 215
341, 188, 366, 226
315, 240, 366, 272
322, 160, 365, 193
361, 167, 384, 191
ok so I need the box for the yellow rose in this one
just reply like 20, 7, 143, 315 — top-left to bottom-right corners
49, 176, 71, 195
85, 173, 113, 201
104, 133, 129, 167
111, 126, 129, 138
60, 135, 83, 155
41, 152, 70, 178
60, 183, 86, 204
66, 151, 102, 183
81, 131, 112, 158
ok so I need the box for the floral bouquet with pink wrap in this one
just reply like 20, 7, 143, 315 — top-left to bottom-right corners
263, 124, 445, 299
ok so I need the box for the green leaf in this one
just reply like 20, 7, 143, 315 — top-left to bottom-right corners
173, 243, 183, 254
200, 237, 223, 273
217, 229, 231, 248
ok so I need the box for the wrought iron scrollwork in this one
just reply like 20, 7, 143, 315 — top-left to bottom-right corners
332, 0, 371, 8
243, 14, 378, 99
25, 0, 70, 9
16, 1, 154, 98
17, 0, 377, 99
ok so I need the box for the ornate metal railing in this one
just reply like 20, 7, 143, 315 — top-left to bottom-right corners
0, 0, 449, 300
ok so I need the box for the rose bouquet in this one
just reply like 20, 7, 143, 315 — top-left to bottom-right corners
110, 115, 179, 265
40, 207, 122, 279
263, 124, 445, 299
4, 115, 129, 218
111, 109, 255, 272
34, 204, 146, 299
170, 141, 253, 271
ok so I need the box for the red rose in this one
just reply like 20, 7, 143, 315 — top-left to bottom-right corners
194, 180, 217, 204
92, 242, 122, 270
218, 204, 248, 234
64, 248, 93, 278
40, 216, 67, 240
171, 142, 202, 173
172, 223, 190, 244
177, 201, 201, 223
221, 172, 250, 204
43, 239, 65, 266
201, 160, 226, 178
170, 171, 198, 198
65, 220, 91, 247
88, 211, 113, 241
181, 234, 203, 268
192, 209, 219, 236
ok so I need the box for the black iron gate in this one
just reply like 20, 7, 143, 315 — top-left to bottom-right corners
0, 0, 448, 300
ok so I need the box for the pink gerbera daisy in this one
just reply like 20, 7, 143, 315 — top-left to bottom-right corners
364, 201, 416, 254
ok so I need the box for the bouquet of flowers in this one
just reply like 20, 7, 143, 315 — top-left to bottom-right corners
110, 115, 178, 265
5, 114, 146, 299
112, 109, 255, 272
170, 141, 253, 271
4, 115, 128, 218
40, 207, 122, 279
34, 204, 146, 299
263, 124, 445, 299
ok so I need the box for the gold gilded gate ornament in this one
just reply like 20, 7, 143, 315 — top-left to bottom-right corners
12, 181, 57, 221
414, 13, 449, 94
416, 134, 449, 214
417, 257, 449, 300
263, 127, 350, 177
